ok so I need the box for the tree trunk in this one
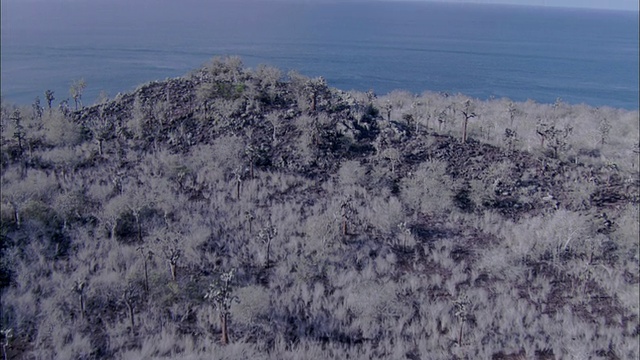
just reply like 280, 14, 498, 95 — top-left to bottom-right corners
462, 118, 469, 143
170, 261, 177, 281
143, 259, 149, 293
220, 313, 229, 345
272, 122, 277, 143
135, 214, 142, 243
265, 239, 271, 268
126, 301, 135, 330
311, 94, 317, 111
12, 204, 20, 229
79, 294, 85, 320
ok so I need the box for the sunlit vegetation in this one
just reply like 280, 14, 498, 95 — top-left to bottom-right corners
1, 56, 638, 359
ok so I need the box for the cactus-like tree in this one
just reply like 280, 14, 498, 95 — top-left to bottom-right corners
205, 270, 239, 345
598, 117, 611, 146
536, 122, 573, 158
91, 115, 114, 156
32, 97, 43, 120
460, 99, 476, 143
304, 76, 328, 112
44, 89, 55, 110
507, 101, 518, 127
70, 79, 87, 110
503, 128, 518, 153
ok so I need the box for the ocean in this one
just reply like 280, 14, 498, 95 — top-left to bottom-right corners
1, 1, 638, 109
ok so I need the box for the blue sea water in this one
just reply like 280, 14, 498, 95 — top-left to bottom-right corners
1, 1, 638, 109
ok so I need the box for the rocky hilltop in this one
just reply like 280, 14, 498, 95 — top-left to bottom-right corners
1, 57, 638, 359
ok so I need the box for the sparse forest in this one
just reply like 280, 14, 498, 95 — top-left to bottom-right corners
1, 56, 639, 359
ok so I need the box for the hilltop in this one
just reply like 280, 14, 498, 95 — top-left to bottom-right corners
1, 57, 639, 359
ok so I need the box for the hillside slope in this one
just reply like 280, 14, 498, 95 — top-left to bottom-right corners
1, 57, 639, 359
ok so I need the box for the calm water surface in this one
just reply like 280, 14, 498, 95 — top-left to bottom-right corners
1, 1, 638, 109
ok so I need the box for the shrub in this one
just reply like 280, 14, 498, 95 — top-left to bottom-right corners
399, 160, 453, 216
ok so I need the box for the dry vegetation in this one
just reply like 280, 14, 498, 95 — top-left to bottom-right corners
1, 56, 639, 359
